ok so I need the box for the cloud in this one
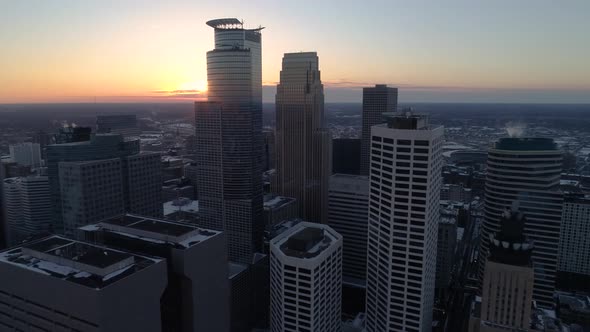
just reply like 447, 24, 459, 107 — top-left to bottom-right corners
151, 89, 205, 95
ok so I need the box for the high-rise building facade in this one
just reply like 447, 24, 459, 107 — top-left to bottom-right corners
0, 235, 167, 332
478, 137, 563, 307
328, 173, 369, 284
0, 165, 5, 249
194, 18, 264, 263
47, 134, 162, 234
557, 194, 590, 279
360, 85, 398, 176
365, 111, 443, 332
59, 158, 125, 237
436, 207, 458, 294
274, 52, 331, 223
270, 222, 342, 332
9, 142, 42, 167
3, 175, 51, 245
96, 114, 141, 137
473, 209, 534, 332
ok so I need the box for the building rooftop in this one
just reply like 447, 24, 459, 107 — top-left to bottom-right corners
493, 137, 558, 151
272, 222, 341, 259
163, 198, 199, 216
206, 18, 264, 31
0, 235, 159, 289
264, 195, 296, 210
82, 214, 220, 249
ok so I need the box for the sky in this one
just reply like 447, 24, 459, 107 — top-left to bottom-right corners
1, 0, 589, 104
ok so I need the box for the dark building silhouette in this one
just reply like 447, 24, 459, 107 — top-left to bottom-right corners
360, 84, 397, 176
78, 214, 230, 332
332, 138, 361, 175
0, 235, 167, 331
54, 126, 92, 144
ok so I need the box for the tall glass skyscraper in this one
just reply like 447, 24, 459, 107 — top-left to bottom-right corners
195, 18, 264, 263
478, 137, 563, 307
274, 52, 331, 223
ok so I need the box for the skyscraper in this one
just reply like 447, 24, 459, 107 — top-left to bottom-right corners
3, 175, 51, 245
557, 194, 590, 288
59, 158, 125, 237
270, 222, 343, 332
472, 208, 534, 332
0, 165, 6, 249
328, 173, 369, 283
365, 111, 443, 332
194, 18, 264, 263
360, 85, 398, 176
274, 52, 331, 223
478, 137, 563, 307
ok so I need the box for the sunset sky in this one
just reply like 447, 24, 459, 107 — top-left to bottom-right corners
1, 0, 589, 103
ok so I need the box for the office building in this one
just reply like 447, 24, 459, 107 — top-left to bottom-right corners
264, 195, 299, 230
47, 134, 162, 234
123, 152, 163, 217
478, 137, 563, 307
365, 111, 443, 332
59, 158, 125, 237
270, 222, 343, 332
471, 208, 534, 332
0, 165, 5, 249
360, 85, 398, 176
440, 183, 472, 203
78, 214, 229, 332
194, 18, 264, 263
96, 114, 141, 137
162, 178, 195, 202
557, 194, 590, 289
0, 235, 166, 332
328, 173, 369, 284
436, 207, 458, 296
9, 142, 42, 167
274, 52, 331, 223
3, 175, 51, 245
333, 138, 361, 175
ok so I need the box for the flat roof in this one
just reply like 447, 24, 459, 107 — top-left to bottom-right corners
494, 137, 558, 151
163, 199, 199, 216
264, 195, 296, 210
273, 222, 341, 259
90, 214, 220, 249
0, 236, 159, 289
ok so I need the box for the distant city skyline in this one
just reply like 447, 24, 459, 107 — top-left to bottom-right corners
1, 0, 590, 103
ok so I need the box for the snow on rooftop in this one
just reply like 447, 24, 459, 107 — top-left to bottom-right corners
163, 199, 199, 216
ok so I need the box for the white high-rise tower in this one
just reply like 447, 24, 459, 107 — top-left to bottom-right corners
365, 110, 443, 332
270, 222, 342, 332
